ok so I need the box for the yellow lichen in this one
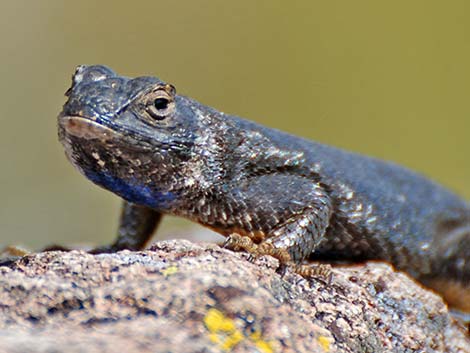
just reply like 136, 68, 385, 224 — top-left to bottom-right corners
221, 330, 244, 351
204, 308, 236, 332
204, 308, 274, 352
204, 308, 242, 350
318, 335, 332, 351
249, 331, 274, 353
161, 265, 178, 277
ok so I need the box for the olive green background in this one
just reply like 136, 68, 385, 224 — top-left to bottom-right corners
1, 1, 469, 249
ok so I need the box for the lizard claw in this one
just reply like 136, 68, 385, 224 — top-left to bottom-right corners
223, 233, 263, 263
246, 253, 257, 263
223, 233, 256, 252
222, 234, 239, 250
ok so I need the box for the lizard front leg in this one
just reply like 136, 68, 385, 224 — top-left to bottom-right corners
221, 173, 333, 267
263, 202, 332, 262
90, 201, 162, 253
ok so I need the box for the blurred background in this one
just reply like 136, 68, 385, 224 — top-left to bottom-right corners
1, 1, 469, 249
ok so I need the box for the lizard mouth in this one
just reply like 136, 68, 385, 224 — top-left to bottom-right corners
59, 115, 124, 141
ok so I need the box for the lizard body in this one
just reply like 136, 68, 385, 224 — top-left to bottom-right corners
59, 65, 470, 311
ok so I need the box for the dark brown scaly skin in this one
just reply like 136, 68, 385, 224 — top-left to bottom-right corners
58, 65, 470, 312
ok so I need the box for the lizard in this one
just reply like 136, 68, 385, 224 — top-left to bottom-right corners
58, 64, 470, 312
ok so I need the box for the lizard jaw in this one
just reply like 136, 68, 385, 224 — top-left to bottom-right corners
59, 115, 124, 142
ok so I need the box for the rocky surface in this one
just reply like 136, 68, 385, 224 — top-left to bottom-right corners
0, 239, 468, 353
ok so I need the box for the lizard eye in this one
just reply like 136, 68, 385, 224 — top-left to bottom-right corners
145, 89, 175, 121
154, 98, 169, 111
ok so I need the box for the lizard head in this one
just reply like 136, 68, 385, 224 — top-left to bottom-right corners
58, 65, 222, 210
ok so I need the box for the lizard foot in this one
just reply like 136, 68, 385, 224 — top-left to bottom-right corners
224, 233, 291, 263
290, 263, 333, 284
223, 233, 258, 253
88, 245, 120, 254
42, 244, 74, 251
224, 234, 333, 282
1, 245, 30, 257
0, 245, 31, 267
43, 243, 118, 254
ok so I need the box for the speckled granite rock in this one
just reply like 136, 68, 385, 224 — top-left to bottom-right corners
0, 239, 468, 353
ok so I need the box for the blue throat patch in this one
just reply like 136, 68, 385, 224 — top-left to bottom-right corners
85, 171, 176, 209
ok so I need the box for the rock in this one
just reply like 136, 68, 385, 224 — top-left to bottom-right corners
0, 239, 468, 353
